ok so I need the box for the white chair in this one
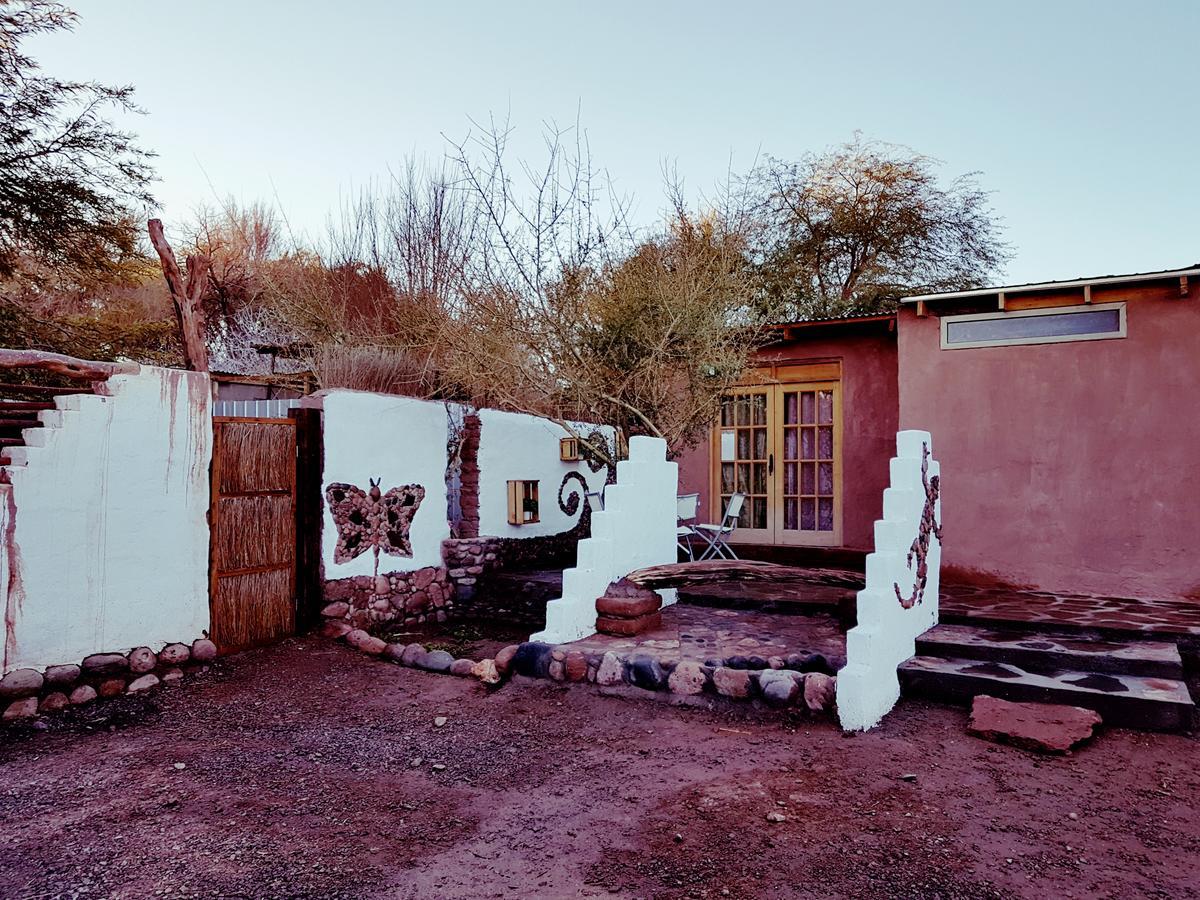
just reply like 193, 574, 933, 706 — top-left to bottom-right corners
695, 493, 745, 561
676, 492, 700, 560
585, 488, 605, 512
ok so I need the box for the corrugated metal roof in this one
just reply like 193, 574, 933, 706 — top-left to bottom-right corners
901, 264, 1200, 304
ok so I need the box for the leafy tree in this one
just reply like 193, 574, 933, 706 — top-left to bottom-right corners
745, 136, 1010, 319
0, 0, 154, 282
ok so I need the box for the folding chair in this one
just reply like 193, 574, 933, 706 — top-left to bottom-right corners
695, 492, 745, 561
676, 492, 700, 560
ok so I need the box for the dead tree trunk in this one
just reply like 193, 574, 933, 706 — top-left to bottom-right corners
0, 349, 137, 380
148, 219, 211, 372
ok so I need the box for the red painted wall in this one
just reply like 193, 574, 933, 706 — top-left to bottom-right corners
676, 326, 898, 552
898, 282, 1200, 599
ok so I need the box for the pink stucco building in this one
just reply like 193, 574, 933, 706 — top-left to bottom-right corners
676, 264, 1200, 602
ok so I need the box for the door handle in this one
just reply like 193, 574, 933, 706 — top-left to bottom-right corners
768, 453, 774, 475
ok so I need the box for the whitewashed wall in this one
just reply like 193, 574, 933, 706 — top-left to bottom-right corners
476, 409, 614, 539
837, 430, 942, 731
1, 367, 212, 674
316, 391, 452, 576
533, 436, 678, 643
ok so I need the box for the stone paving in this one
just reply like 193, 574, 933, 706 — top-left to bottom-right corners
562, 602, 846, 669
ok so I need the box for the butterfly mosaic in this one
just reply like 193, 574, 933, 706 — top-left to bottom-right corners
326, 478, 426, 572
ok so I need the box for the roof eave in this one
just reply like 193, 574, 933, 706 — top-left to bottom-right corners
901, 266, 1200, 305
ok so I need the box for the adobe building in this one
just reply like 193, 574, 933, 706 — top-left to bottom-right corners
676, 264, 1200, 602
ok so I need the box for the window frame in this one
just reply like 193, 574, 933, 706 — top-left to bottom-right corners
939, 301, 1127, 350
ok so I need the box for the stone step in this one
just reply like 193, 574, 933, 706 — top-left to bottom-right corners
898, 655, 1194, 732
916, 623, 1184, 679
0, 401, 55, 413
0, 418, 42, 432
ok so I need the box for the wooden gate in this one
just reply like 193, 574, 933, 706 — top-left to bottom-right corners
209, 416, 298, 651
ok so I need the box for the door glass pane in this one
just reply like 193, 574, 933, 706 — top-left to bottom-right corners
752, 497, 767, 529
801, 462, 815, 494
800, 428, 814, 460
721, 463, 734, 492
753, 428, 767, 460
818, 426, 833, 459
720, 399, 733, 427
818, 390, 833, 424
818, 497, 834, 531
736, 463, 749, 492
752, 463, 766, 494
800, 497, 816, 530
784, 497, 798, 530
720, 429, 735, 461
784, 392, 798, 425
752, 394, 767, 425
818, 462, 833, 495
737, 430, 750, 459
801, 392, 815, 424
784, 462, 797, 495
736, 398, 750, 426
784, 428, 797, 460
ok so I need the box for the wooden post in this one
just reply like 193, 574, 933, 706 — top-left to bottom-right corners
148, 219, 211, 372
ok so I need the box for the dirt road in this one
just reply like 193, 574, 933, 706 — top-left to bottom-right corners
1, 639, 1196, 899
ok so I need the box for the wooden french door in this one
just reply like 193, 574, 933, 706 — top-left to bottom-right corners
715, 381, 842, 547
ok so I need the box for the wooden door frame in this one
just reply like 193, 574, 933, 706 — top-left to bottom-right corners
709, 361, 844, 548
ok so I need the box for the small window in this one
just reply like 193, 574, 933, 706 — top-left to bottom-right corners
507, 480, 539, 525
940, 302, 1126, 349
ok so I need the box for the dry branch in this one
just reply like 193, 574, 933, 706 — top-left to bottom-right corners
0, 348, 137, 381
625, 560, 864, 590
149, 218, 211, 371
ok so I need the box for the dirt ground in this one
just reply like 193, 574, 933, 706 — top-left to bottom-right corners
1, 639, 1197, 900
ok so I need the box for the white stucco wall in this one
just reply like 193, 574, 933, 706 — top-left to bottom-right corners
837, 430, 942, 731
476, 409, 614, 539
532, 436, 678, 644
1, 366, 212, 674
317, 391, 452, 576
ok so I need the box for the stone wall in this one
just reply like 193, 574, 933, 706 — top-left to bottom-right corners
320, 566, 453, 632
0, 638, 218, 721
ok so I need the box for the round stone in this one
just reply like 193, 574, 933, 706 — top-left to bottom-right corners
415, 650, 454, 673
449, 658, 475, 677
0, 668, 43, 698
81, 653, 128, 677
628, 655, 666, 691
127, 673, 160, 694
69, 685, 97, 705
43, 664, 81, 687
667, 660, 706, 695
39, 692, 69, 713
803, 673, 837, 712
191, 639, 218, 662
471, 659, 501, 685
759, 671, 800, 707
2, 697, 38, 721
494, 645, 520, 676
400, 643, 426, 666
345, 630, 387, 655
161, 668, 185, 684
712, 667, 752, 698
159, 643, 191, 665
595, 651, 624, 687
128, 647, 157, 674
98, 678, 126, 698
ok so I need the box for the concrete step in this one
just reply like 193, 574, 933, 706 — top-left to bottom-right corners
899, 654, 1194, 732
916, 623, 1183, 679
0, 401, 55, 414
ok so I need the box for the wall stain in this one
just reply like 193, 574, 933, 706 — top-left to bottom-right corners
3, 486, 25, 671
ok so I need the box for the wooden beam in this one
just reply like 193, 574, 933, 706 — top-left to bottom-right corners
0, 349, 136, 381
915, 300, 928, 318
1181, 275, 1190, 298
997, 291, 1006, 311
1083, 284, 1092, 304
624, 559, 864, 591
148, 219, 211, 372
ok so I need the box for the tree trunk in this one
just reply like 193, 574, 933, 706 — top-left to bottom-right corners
148, 218, 211, 372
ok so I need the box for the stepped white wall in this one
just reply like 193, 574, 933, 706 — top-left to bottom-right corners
532, 436, 678, 644
837, 430, 942, 731
1, 367, 212, 674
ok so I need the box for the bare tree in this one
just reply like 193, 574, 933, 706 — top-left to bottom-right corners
745, 136, 1010, 319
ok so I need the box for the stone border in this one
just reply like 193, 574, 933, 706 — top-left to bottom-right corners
326, 628, 838, 714
0, 638, 218, 722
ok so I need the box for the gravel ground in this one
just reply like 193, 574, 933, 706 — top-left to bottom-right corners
1, 638, 1197, 899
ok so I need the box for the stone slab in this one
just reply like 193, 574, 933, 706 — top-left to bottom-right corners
968, 695, 1102, 754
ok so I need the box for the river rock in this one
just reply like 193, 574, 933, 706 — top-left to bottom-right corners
0, 668, 43, 698
127, 674, 160, 694
98, 678, 126, 698
3, 697, 38, 721
69, 685, 97, 705
494, 644, 519, 676
512, 642, 553, 679
759, 670, 800, 707
803, 673, 836, 712
191, 639, 218, 662
712, 667, 752, 698
668, 660, 707, 695
128, 647, 157, 674
400, 643, 426, 666
416, 650, 454, 673
564, 651, 588, 682
321, 619, 352, 639
628, 654, 666, 691
81, 653, 128, 677
39, 692, 69, 713
968, 696, 1102, 754
159, 643, 191, 665
471, 659, 501, 685
345, 629, 386, 655
161, 668, 185, 684
43, 664, 80, 687
595, 651, 625, 687
449, 658, 476, 677
321, 601, 350, 618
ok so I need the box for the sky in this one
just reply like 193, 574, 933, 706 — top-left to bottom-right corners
29, 0, 1200, 285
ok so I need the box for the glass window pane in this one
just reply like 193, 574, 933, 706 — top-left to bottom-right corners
737, 430, 750, 460
752, 394, 767, 425
818, 497, 834, 531
800, 497, 816, 530
945, 307, 1121, 346
801, 462, 815, 495
736, 463, 749, 492
801, 392, 815, 424
720, 398, 732, 426
818, 462, 833, 495
721, 463, 734, 493
818, 426, 833, 459
752, 497, 767, 529
737, 504, 751, 529
736, 397, 750, 426
720, 429, 735, 461
783, 497, 798, 530
784, 462, 797, 495
818, 390, 833, 424
800, 428, 814, 460
752, 463, 767, 494
753, 428, 767, 460
784, 428, 798, 461
784, 392, 798, 425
